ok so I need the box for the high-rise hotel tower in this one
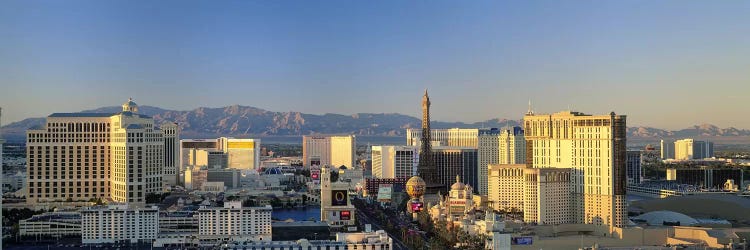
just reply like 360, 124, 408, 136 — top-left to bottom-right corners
26, 99, 179, 205
523, 110, 627, 230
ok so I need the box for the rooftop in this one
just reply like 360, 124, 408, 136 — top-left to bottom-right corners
48, 112, 114, 118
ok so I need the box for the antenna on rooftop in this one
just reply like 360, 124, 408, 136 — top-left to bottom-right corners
526, 99, 534, 115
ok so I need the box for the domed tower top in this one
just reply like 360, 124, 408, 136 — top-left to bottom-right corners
122, 98, 139, 113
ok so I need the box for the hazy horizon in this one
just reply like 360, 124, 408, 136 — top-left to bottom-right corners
2, 1, 748, 130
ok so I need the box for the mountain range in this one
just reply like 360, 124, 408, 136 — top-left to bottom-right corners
2, 105, 750, 142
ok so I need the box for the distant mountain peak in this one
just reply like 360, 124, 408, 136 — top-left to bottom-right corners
2, 105, 750, 142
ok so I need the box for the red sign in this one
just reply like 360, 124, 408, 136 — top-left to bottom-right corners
410, 202, 423, 212
340, 210, 351, 220
311, 173, 319, 179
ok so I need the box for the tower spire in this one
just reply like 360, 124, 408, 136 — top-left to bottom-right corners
526, 99, 534, 115
418, 89, 437, 187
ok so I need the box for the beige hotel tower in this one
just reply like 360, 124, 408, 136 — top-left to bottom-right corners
523, 110, 627, 231
26, 99, 178, 205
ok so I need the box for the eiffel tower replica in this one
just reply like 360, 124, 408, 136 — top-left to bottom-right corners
417, 89, 445, 202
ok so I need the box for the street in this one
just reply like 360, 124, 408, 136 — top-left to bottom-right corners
356, 209, 410, 250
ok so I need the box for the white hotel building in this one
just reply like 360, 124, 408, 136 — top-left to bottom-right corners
81, 204, 159, 244
197, 201, 273, 244
302, 135, 356, 168
371, 145, 418, 179
478, 127, 525, 195
406, 128, 478, 148
524, 111, 627, 231
25, 99, 178, 204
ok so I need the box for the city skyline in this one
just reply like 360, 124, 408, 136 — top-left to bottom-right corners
2, 1, 749, 130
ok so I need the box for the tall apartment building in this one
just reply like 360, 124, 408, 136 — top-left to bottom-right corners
406, 128, 479, 148
626, 150, 643, 185
433, 147, 478, 193
478, 127, 526, 195
218, 137, 260, 170
478, 129, 500, 195
660, 139, 675, 160
180, 139, 218, 170
161, 123, 179, 186
523, 168, 573, 225
499, 127, 525, 165
524, 111, 627, 231
487, 164, 526, 211
302, 135, 356, 168
81, 204, 159, 244
371, 145, 418, 179
26, 99, 177, 204
198, 201, 272, 242
674, 139, 714, 160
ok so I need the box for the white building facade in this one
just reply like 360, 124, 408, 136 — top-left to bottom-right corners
218, 137, 260, 170
523, 167, 573, 225
302, 135, 356, 168
487, 164, 526, 212
660, 139, 675, 160
25, 99, 176, 204
81, 205, 159, 244
524, 111, 627, 232
371, 145, 418, 179
478, 129, 500, 195
478, 127, 525, 195
320, 166, 357, 230
674, 139, 714, 160
406, 128, 478, 148
197, 201, 272, 243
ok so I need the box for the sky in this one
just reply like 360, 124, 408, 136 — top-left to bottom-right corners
1, 1, 748, 130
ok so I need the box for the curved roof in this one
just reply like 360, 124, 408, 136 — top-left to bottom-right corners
450, 175, 465, 190
635, 210, 698, 226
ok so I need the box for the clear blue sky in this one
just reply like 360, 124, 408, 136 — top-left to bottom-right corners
1, 1, 748, 129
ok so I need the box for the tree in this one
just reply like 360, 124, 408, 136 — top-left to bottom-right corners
270, 197, 282, 208
145, 193, 164, 204
330, 171, 339, 182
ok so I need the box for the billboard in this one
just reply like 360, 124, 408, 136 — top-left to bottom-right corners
376, 184, 393, 202
511, 237, 533, 245
340, 210, 351, 220
410, 202, 423, 212
331, 190, 348, 206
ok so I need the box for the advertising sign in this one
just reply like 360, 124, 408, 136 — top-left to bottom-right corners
377, 184, 393, 202
410, 202, 423, 212
511, 237, 533, 245
340, 210, 351, 220
331, 190, 348, 206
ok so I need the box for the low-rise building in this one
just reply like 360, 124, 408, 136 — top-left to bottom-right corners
20, 211, 81, 238
223, 230, 393, 250
197, 201, 272, 245
159, 211, 199, 234
81, 204, 159, 244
